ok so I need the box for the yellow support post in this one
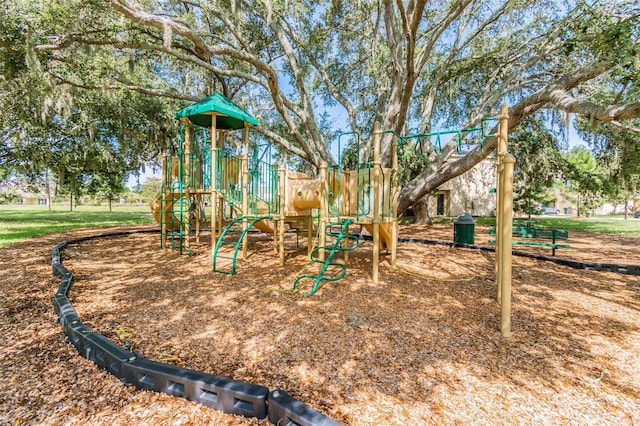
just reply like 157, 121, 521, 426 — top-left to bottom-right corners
242, 125, 249, 260
279, 163, 286, 266
500, 153, 516, 337
271, 163, 279, 255
161, 154, 168, 249
195, 135, 201, 243
319, 163, 328, 262
211, 116, 218, 258
495, 104, 509, 302
195, 198, 200, 243
307, 215, 313, 256
344, 224, 350, 263
391, 134, 399, 268
216, 132, 224, 239
184, 127, 193, 252
372, 121, 381, 284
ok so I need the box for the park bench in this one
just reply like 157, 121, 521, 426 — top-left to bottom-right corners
488, 225, 570, 256
488, 226, 532, 238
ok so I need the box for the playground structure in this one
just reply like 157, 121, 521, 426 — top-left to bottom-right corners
151, 94, 515, 333
152, 93, 399, 294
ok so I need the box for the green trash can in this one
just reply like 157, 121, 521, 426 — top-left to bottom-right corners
453, 213, 475, 245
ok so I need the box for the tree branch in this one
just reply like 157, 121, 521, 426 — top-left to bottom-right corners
607, 120, 640, 133
398, 57, 639, 214
51, 74, 199, 102
546, 93, 640, 123
253, 127, 307, 159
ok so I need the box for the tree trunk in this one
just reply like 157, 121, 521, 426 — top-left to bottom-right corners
70, 178, 75, 212
108, 198, 112, 212
624, 188, 629, 220
412, 196, 432, 225
45, 169, 52, 211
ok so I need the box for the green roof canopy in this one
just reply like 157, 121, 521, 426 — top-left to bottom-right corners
174, 93, 259, 130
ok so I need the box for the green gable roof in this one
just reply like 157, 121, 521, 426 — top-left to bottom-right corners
174, 93, 259, 130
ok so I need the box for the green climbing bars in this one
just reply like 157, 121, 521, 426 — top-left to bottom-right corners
160, 129, 193, 255
409, 117, 499, 156
293, 219, 359, 296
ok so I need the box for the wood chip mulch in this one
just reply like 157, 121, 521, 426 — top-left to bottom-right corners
1, 223, 639, 425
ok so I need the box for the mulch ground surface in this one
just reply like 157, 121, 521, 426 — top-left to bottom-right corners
1, 223, 639, 425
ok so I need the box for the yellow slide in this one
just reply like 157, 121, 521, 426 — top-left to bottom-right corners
252, 218, 275, 234
362, 223, 393, 251
228, 204, 275, 234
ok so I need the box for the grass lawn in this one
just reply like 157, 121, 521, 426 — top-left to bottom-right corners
2, 203, 638, 248
418, 214, 640, 235
522, 215, 640, 235
0, 203, 155, 247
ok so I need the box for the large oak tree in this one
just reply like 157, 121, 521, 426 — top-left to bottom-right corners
2, 0, 639, 215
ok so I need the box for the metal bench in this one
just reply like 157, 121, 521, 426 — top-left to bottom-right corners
488, 227, 570, 256
488, 225, 533, 238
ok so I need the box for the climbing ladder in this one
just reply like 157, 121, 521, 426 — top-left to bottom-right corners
293, 219, 359, 296
169, 185, 192, 255
160, 154, 192, 255
212, 215, 273, 274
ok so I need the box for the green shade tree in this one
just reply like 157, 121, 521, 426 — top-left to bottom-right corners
566, 147, 603, 216
1, 0, 178, 209
2, 0, 639, 219
137, 177, 163, 203
575, 84, 640, 217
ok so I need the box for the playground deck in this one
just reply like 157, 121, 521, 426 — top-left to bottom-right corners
1, 224, 639, 425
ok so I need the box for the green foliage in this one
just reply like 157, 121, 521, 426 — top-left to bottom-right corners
565, 147, 604, 215
510, 116, 566, 213
137, 177, 163, 202
0, 189, 21, 205
394, 137, 431, 185
1, 0, 179, 210
560, 4, 640, 65
574, 88, 640, 208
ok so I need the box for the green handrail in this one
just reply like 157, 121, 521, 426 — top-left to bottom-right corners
212, 215, 273, 275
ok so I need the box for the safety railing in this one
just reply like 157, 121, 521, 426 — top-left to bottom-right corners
248, 157, 280, 216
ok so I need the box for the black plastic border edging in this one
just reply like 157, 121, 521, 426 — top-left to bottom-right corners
51, 229, 341, 426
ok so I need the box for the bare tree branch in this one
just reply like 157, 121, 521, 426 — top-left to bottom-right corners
546, 93, 640, 123
607, 120, 640, 133
52, 74, 199, 101
253, 127, 307, 159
